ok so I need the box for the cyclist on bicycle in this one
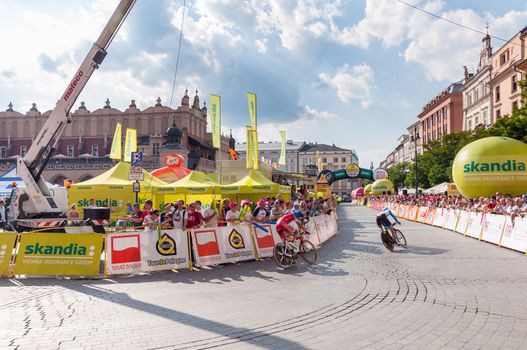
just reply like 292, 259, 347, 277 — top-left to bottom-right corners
376, 207, 401, 240
276, 210, 306, 242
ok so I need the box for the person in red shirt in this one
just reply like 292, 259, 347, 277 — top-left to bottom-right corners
185, 203, 204, 229
140, 200, 153, 221
276, 211, 305, 241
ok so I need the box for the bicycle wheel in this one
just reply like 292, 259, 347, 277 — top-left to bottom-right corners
273, 243, 294, 268
299, 239, 317, 265
394, 229, 407, 247
381, 231, 394, 252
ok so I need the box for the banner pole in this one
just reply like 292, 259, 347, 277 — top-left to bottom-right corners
187, 230, 193, 272
249, 225, 259, 261
8, 234, 20, 278
103, 236, 109, 279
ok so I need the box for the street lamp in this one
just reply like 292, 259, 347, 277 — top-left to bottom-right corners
410, 127, 420, 195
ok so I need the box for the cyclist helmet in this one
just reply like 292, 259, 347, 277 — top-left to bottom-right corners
293, 210, 303, 218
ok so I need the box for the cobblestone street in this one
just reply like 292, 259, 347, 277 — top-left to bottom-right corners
3, 204, 527, 349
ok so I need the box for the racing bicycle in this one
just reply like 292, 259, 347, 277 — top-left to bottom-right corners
380, 223, 407, 252
273, 229, 317, 268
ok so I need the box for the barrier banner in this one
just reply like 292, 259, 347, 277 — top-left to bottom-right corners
425, 208, 436, 225
443, 209, 459, 231
314, 214, 336, 243
0, 233, 17, 276
480, 213, 506, 245
14, 233, 103, 276
191, 225, 256, 267
252, 224, 283, 257
432, 208, 447, 227
500, 216, 514, 247
397, 205, 405, 218
217, 225, 256, 263
105, 230, 189, 275
465, 212, 484, 239
417, 207, 428, 223
501, 216, 527, 253
455, 211, 470, 234
403, 205, 411, 219
305, 220, 322, 247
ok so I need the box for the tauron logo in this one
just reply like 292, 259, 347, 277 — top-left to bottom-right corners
25, 243, 87, 256
463, 160, 526, 173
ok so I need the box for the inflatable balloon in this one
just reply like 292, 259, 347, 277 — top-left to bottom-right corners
452, 137, 527, 198
364, 184, 373, 195
355, 187, 365, 197
316, 191, 324, 198
371, 179, 394, 195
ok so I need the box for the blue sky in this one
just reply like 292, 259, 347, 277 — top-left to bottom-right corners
1, 0, 526, 168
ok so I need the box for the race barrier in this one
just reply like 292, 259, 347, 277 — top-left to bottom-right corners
1, 213, 339, 278
368, 200, 527, 255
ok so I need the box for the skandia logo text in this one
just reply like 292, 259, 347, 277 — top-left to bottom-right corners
463, 160, 526, 173
25, 243, 87, 256
64, 71, 84, 101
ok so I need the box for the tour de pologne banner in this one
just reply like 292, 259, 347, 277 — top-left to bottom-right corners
0, 233, 17, 276
480, 213, 507, 245
247, 92, 257, 130
279, 130, 286, 165
190, 225, 256, 267
14, 233, 103, 276
209, 94, 221, 148
455, 210, 470, 234
245, 126, 253, 169
110, 122, 122, 160
501, 216, 527, 252
252, 223, 283, 257
105, 229, 189, 275
465, 211, 484, 239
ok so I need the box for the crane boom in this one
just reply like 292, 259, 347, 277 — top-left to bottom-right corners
16, 0, 136, 216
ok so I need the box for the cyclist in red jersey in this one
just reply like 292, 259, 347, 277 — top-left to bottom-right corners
276, 211, 305, 241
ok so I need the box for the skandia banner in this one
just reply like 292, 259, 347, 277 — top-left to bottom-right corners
105, 230, 189, 275
247, 92, 257, 130
209, 94, 221, 148
123, 128, 137, 163
279, 130, 286, 165
0, 233, 16, 276
14, 233, 103, 276
110, 122, 122, 160
452, 137, 527, 198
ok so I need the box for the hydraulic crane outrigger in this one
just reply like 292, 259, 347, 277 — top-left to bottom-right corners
8, 0, 137, 230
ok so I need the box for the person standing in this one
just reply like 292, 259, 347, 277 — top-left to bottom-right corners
143, 210, 160, 232
225, 202, 240, 225
0, 200, 6, 229
185, 203, 204, 229
197, 201, 218, 227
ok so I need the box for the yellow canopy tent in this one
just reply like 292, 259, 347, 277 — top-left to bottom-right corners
221, 169, 291, 203
154, 171, 221, 209
69, 162, 166, 217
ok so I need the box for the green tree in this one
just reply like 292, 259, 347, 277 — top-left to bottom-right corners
388, 161, 409, 188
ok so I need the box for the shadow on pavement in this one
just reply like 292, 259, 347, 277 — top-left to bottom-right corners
395, 245, 447, 255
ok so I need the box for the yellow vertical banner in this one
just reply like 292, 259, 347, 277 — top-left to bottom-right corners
109, 122, 122, 160
209, 94, 221, 148
247, 92, 257, 130
123, 128, 137, 163
251, 129, 258, 170
245, 126, 253, 169
0, 233, 16, 276
279, 130, 286, 165
316, 150, 321, 170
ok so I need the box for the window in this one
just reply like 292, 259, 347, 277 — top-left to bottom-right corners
91, 145, 99, 157
468, 120, 472, 130
152, 143, 160, 155
495, 85, 500, 102
475, 88, 478, 101
483, 110, 488, 125
20, 146, 27, 157
512, 75, 518, 93
475, 116, 479, 126
496, 109, 501, 120
513, 101, 519, 110
333, 157, 338, 163
321, 157, 327, 163
500, 49, 510, 66
67, 145, 75, 157
0, 146, 6, 158
341, 157, 346, 162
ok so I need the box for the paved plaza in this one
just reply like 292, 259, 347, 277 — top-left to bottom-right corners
2, 204, 527, 349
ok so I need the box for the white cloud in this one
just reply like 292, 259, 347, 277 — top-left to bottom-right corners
400, 99, 411, 109
319, 64, 375, 108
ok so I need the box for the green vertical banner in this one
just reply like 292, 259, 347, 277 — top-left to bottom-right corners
209, 94, 221, 148
279, 130, 286, 165
245, 126, 253, 169
247, 92, 257, 130
251, 129, 258, 170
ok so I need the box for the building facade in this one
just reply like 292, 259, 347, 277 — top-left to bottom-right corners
462, 34, 493, 131
298, 143, 358, 194
236, 140, 305, 174
418, 82, 463, 150
490, 26, 527, 122
0, 90, 231, 184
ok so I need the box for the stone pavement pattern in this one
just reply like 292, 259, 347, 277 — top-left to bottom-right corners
2, 204, 527, 349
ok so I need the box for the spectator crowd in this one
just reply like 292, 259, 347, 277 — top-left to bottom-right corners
369, 192, 527, 218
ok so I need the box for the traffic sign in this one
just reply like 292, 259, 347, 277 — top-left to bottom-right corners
129, 151, 144, 180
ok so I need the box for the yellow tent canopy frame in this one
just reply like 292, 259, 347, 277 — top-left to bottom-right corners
69, 162, 166, 217
220, 169, 291, 202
